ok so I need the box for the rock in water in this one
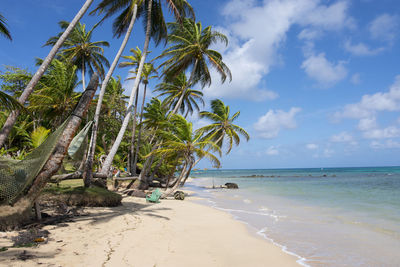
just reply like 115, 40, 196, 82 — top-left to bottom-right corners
225, 183, 239, 189
174, 191, 185, 200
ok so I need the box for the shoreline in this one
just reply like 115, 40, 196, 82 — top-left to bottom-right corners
0, 192, 298, 267
201, 198, 309, 267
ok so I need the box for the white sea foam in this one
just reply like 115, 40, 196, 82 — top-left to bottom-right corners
257, 227, 310, 267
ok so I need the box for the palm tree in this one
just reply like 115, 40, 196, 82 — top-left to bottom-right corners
154, 72, 204, 117
196, 99, 249, 164
44, 21, 110, 90
151, 114, 221, 197
158, 18, 232, 114
28, 60, 80, 129
131, 62, 158, 174
118, 47, 145, 174
0, 13, 12, 40
84, 1, 140, 185
86, 0, 193, 180
0, 0, 94, 148
126, 97, 168, 188
100, 0, 194, 175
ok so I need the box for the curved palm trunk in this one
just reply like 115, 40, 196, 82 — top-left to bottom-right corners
129, 85, 140, 175
161, 159, 193, 198
82, 61, 86, 91
101, 0, 153, 175
171, 59, 198, 115
180, 163, 193, 186
0, 0, 94, 148
84, 5, 138, 186
132, 82, 148, 174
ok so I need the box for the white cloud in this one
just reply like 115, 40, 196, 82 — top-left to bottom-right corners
301, 53, 347, 87
254, 107, 301, 139
363, 126, 400, 139
203, 38, 279, 101
266, 146, 280, 155
344, 40, 384, 56
298, 28, 320, 41
369, 14, 398, 42
204, 0, 354, 100
351, 73, 361, 85
296, 1, 355, 30
370, 140, 400, 149
335, 75, 400, 120
358, 117, 377, 131
330, 132, 354, 143
335, 76, 400, 140
306, 143, 318, 150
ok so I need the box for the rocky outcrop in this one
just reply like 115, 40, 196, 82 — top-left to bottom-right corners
225, 183, 239, 189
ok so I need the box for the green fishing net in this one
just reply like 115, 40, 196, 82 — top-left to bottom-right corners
0, 117, 71, 205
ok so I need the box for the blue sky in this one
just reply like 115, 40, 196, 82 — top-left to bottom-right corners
1, 0, 400, 169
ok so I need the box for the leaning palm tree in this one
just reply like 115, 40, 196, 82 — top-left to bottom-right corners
0, 0, 94, 148
85, 0, 193, 181
0, 13, 12, 40
151, 114, 221, 197
100, 0, 194, 175
158, 18, 232, 115
44, 21, 110, 90
131, 63, 158, 174
196, 99, 250, 159
118, 47, 145, 174
154, 72, 204, 117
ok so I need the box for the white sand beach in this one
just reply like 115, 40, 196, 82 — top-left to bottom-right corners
0, 194, 298, 267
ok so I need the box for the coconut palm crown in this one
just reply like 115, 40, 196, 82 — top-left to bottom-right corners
154, 72, 204, 117
154, 114, 221, 168
44, 21, 110, 83
91, 0, 194, 43
197, 99, 250, 154
159, 18, 232, 88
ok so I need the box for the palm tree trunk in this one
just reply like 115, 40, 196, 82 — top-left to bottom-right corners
0, 0, 94, 148
101, 0, 153, 175
180, 163, 194, 186
149, 157, 163, 181
171, 59, 198, 114
129, 85, 140, 175
81, 61, 86, 91
132, 82, 148, 174
84, 4, 138, 186
161, 160, 192, 198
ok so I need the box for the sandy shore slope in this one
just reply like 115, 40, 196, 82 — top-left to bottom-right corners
0, 195, 298, 267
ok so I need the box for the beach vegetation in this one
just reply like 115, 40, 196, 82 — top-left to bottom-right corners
0, 1, 252, 228
44, 21, 110, 90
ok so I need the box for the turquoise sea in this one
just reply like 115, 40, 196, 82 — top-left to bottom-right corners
188, 167, 400, 267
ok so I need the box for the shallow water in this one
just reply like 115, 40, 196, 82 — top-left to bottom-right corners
188, 167, 400, 267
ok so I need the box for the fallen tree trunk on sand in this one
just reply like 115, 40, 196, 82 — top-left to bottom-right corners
49, 171, 107, 183
0, 74, 98, 231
